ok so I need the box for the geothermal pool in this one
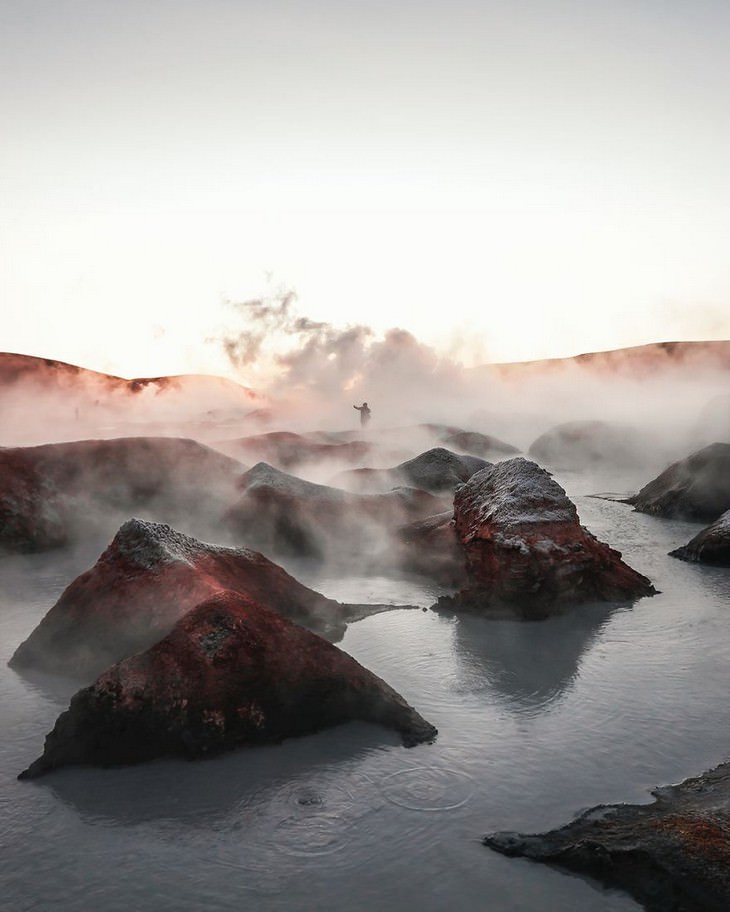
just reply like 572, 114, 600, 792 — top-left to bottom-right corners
2, 472, 729, 911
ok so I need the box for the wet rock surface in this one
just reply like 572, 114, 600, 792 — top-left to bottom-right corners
670, 510, 730, 566
627, 443, 730, 522
9, 519, 400, 680
0, 437, 244, 553
439, 457, 655, 617
19, 589, 437, 779
484, 761, 730, 912
224, 462, 445, 562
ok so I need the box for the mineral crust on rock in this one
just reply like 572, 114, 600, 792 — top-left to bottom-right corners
669, 510, 730, 566
627, 443, 730, 522
484, 761, 730, 912
9, 519, 393, 680
19, 589, 437, 779
439, 457, 655, 617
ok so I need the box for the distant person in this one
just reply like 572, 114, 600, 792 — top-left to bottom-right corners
354, 402, 371, 427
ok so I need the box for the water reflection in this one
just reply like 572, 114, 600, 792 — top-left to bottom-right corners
451, 605, 619, 714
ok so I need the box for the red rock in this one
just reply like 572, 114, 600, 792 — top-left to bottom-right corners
224, 462, 445, 561
9, 519, 371, 680
0, 437, 243, 553
19, 589, 437, 778
441, 458, 656, 618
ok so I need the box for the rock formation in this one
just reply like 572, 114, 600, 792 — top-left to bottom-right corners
669, 510, 730, 566
528, 419, 649, 470
441, 430, 520, 460
0, 437, 244, 553
10, 519, 400, 680
19, 589, 437, 779
439, 457, 655, 617
215, 431, 372, 470
224, 462, 444, 561
397, 511, 466, 587
626, 443, 730, 522
485, 760, 730, 912
336, 447, 490, 494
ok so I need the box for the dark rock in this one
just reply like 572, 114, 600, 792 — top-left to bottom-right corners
9, 519, 395, 680
484, 761, 730, 912
19, 589, 437, 779
439, 457, 656, 618
442, 431, 520, 460
397, 510, 467, 587
0, 437, 244, 553
669, 510, 730, 565
528, 420, 649, 469
224, 462, 445, 562
627, 443, 730, 522
336, 447, 491, 494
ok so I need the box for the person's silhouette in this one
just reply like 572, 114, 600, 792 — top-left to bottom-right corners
354, 402, 371, 427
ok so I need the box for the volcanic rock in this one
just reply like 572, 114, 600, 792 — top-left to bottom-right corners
224, 462, 444, 562
0, 437, 244, 553
669, 510, 730, 566
215, 431, 372, 470
336, 447, 490, 494
19, 589, 437, 779
627, 443, 730, 522
9, 519, 396, 680
441, 431, 520, 460
397, 511, 467, 587
439, 457, 655, 617
528, 420, 648, 470
484, 760, 730, 912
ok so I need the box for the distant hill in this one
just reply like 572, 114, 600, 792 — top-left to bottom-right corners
474, 340, 730, 379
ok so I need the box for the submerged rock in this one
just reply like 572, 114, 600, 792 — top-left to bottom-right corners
0, 437, 243, 553
669, 510, 730, 566
9, 519, 393, 680
627, 443, 730, 522
484, 761, 730, 912
224, 462, 443, 562
439, 457, 655, 617
19, 589, 437, 779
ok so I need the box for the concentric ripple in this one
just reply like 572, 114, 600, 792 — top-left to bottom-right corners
380, 766, 474, 811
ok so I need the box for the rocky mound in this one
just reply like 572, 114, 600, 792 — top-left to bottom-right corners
441, 431, 520, 460
9, 519, 397, 680
485, 760, 730, 912
627, 443, 730, 521
19, 589, 437, 779
224, 462, 444, 562
439, 457, 655, 617
336, 447, 490, 494
0, 437, 244, 553
216, 431, 371, 470
669, 510, 730, 566
528, 420, 648, 469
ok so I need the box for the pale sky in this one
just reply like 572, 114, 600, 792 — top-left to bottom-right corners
3, 0, 730, 382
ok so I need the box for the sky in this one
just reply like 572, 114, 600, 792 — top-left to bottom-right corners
2, 0, 730, 383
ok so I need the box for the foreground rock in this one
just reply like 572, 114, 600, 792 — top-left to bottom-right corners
224, 462, 444, 562
0, 437, 244, 553
626, 443, 730, 522
670, 510, 730, 566
10, 519, 402, 680
485, 761, 730, 912
439, 458, 655, 618
19, 590, 437, 779
336, 447, 490, 494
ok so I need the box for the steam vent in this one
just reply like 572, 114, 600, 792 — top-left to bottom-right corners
20, 590, 437, 779
441, 457, 656, 617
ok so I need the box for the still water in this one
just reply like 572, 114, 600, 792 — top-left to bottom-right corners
2, 472, 729, 911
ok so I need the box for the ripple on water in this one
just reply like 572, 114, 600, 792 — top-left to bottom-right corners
380, 766, 474, 812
